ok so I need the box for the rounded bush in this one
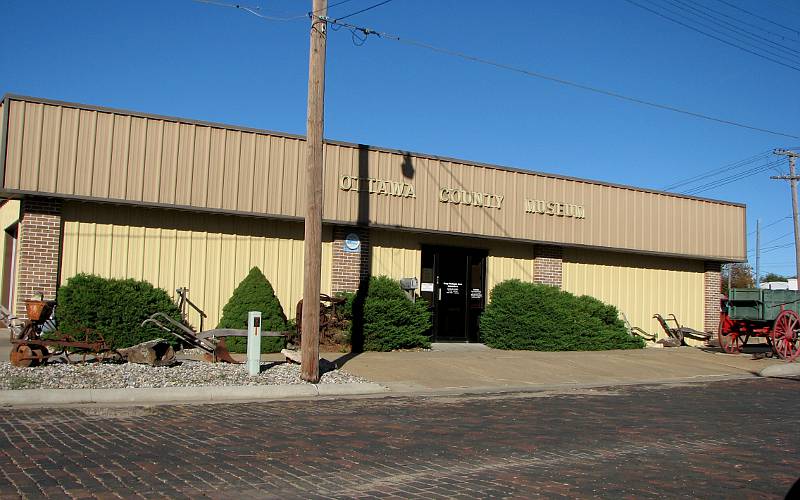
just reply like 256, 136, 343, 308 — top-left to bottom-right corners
359, 276, 432, 352
56, 274, 184, 350
217, 267, 288, 353
479, 280, 644, 351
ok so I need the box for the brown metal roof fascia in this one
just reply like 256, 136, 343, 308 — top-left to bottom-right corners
7, 188, 746, 263
0, 95, 10, 192
0, 93, 745, 209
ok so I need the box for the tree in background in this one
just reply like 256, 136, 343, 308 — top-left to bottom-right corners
721, 263, 755, 295
762, 272, 791, 283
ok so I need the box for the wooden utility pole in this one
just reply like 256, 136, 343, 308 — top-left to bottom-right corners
301, 0, 327, 383
771, 149, 800, 283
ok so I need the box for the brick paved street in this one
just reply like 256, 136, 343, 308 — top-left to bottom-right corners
0, 378, 797, 499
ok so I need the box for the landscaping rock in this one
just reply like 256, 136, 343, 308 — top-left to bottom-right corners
118, 339, 176, 366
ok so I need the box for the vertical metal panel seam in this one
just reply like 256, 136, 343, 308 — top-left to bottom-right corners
52, 106, 63, 193
87, 111, 98, 196
33, 103, 45, 190
122, 115, 133, 199
0, 96, 10, 188
170, 123, 180, 205
186, 125, 197, 208
104, 113, 116, 198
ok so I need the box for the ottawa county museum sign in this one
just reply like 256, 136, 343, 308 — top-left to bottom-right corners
337, 175, 586, 219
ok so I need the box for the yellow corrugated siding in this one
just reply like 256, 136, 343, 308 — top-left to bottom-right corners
60, 202, 332, 329
486, 245, 535, 295
562, 248, 705, 340
371, 230, 420, 280
0, 200, 20, 308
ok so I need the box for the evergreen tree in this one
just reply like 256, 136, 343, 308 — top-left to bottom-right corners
218, 267, 288, 332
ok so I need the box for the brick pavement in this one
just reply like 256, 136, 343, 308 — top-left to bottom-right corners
0, 378, 797, 498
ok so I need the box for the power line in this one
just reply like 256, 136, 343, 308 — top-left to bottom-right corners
748, 215, 792, 236
191, 0, 308, 21
320, 16, 800, 140
623, 0, 800, 72
663, 0, 800, 58
191, 0, 358, 21
663, 150, 772, 190
682, 158, 788, 194
334, 0, 394, 21
748, 230, 794, 253
710, 0, 800, 37
681, 0, 800, 45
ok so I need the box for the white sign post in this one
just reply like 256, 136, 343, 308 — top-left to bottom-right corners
247, 311, 261, 376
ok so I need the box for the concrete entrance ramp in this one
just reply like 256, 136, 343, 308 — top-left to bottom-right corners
329, 347, 786, 393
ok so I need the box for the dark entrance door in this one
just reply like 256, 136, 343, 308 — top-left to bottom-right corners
420, 246, 486, 342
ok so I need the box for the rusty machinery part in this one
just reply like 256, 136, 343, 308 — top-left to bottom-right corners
10, 344, 37, 367
295, 294, 347, 335
9, 327, 119, 367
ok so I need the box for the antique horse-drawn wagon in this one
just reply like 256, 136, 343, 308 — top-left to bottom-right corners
718, 288, 799, 361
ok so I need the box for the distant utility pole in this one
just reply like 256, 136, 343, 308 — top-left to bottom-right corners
755, 218, 761, 288
771, 149, 800, 282
301, 0, 328, 383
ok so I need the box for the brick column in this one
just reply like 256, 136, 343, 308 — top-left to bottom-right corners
15, 197, 62, 318
534, 245, 563, 288
331, 226, 371, 294
704, 261, 722, 335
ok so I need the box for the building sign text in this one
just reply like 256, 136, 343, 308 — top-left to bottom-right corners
525, 199, 585, 219
439, 188, 504, 209
339, 175, 416, 198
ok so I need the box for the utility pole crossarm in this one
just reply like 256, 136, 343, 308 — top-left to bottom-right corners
771, 149, 800, 284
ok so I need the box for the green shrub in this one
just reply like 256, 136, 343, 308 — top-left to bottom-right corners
57, 274, 184, 350
358, 276, 431, 351
479, 280, 644, 351
217, 267, 288, 353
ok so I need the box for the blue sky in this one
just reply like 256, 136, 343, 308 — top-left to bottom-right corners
1, 0, 799, 275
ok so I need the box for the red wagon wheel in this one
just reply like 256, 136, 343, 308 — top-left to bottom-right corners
771, 310, 799, 360
717, 317, 743, 354
718, 331, 743, 353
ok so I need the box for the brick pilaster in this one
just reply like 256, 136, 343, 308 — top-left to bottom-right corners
534, 245, 563, 288
15, 197, 62, 318
331, 226, 371, 293
704, 261, 722, 335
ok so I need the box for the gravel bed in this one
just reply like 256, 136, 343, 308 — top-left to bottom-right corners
0, 360, 369, 390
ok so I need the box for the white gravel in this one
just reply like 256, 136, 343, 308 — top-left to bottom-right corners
0, 360, 369, 390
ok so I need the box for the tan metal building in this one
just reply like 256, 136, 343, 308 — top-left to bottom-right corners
0, 95, 746, 341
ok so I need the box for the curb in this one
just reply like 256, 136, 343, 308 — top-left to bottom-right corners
759, 363, 800, 378
0, 383, 387, 407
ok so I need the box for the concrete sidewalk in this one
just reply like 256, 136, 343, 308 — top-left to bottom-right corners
319, 344, 788, 393
1, 330, 796, 406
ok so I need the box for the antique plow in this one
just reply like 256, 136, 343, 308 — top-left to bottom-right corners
141, 312, 238, 363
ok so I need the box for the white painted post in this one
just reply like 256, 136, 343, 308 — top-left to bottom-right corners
247, 311, 261, 376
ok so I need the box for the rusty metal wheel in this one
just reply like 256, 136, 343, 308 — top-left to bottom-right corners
10, 344, 35, 367
771, 310, 799, 360
718, 331, 743, 354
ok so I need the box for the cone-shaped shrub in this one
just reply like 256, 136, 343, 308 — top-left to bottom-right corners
479, 279, 644, 351
360, 276, 431, 351
217, 267, 288, 353
57, 274, 183, 349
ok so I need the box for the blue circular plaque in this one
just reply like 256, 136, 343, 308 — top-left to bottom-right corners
344, 233, 361, 253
